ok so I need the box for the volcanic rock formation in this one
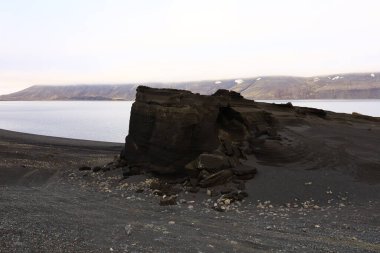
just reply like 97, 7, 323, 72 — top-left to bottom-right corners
120, 86, 284, 187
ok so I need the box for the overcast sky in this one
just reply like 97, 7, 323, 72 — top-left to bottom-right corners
0, 0, 379, 94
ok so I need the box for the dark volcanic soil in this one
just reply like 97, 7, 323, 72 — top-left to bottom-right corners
1, 105, 380, 252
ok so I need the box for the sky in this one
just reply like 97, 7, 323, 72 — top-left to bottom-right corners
0, 0, 380, 95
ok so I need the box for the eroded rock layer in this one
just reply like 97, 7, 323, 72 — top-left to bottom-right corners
121, 86, 281, 187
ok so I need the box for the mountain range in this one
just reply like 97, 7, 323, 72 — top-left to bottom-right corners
1, 72, 379, 101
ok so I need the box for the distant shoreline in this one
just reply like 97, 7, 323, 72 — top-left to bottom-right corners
1, 72, 379, 101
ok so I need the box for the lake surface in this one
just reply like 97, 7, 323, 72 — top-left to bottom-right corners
0, 101, 133, 143
0, 100, 379, 142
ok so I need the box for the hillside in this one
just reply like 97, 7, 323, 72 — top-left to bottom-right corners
1, 72, 379, 100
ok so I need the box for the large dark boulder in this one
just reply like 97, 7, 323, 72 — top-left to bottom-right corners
121, 86, 274, 175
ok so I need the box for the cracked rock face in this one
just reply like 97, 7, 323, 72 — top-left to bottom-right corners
121, 86, 276, 182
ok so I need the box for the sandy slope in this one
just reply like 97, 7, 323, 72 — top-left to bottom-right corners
0, 107, 380, 252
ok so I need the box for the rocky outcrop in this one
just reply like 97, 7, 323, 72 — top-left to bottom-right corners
121, 86, 282, 188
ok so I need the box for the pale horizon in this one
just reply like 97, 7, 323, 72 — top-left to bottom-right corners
1, 0, 380, 95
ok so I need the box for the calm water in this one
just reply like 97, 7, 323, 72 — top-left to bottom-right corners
0, 100, 379, 142
0, 101, 133, 143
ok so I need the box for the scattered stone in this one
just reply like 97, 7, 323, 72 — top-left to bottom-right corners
257, 203, 265, 209
199, 169, 233, 188
152, 189, 163, 196
125, 224, 132, 236
78, 166, 91, 171
230, 240, 238, 245
122, 166, 141, 178
224, 199, 231, 205
91, 166, 101, 172
198, 170, 210, 180
197, 153, 230, 173
212, 203, 226, 212
135, 188, 144, 193
159, 195, 177, 206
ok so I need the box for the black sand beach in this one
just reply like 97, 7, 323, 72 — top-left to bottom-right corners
1, 104, 380, 252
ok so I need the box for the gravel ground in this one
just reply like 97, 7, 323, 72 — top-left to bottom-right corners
0, 119, 379, 253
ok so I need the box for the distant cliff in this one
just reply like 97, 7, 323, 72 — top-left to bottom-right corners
1, 72, 379, 101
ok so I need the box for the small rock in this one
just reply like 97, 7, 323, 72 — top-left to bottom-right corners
92, 166, 102, 172
159, 195, 177, 206
197, 153, 230, 172
135, 188, 144, 193
212, 204, 226, 212
231, 165, 257, 179
152, 189, 163, 196
79, 166, 91, 171
125, 224, 132, 236
199, 169, 233, 188
257, 203, 265, 209
168, 221, 175, 225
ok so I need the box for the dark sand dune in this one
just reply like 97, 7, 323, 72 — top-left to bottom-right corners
0, 104, 380, 252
